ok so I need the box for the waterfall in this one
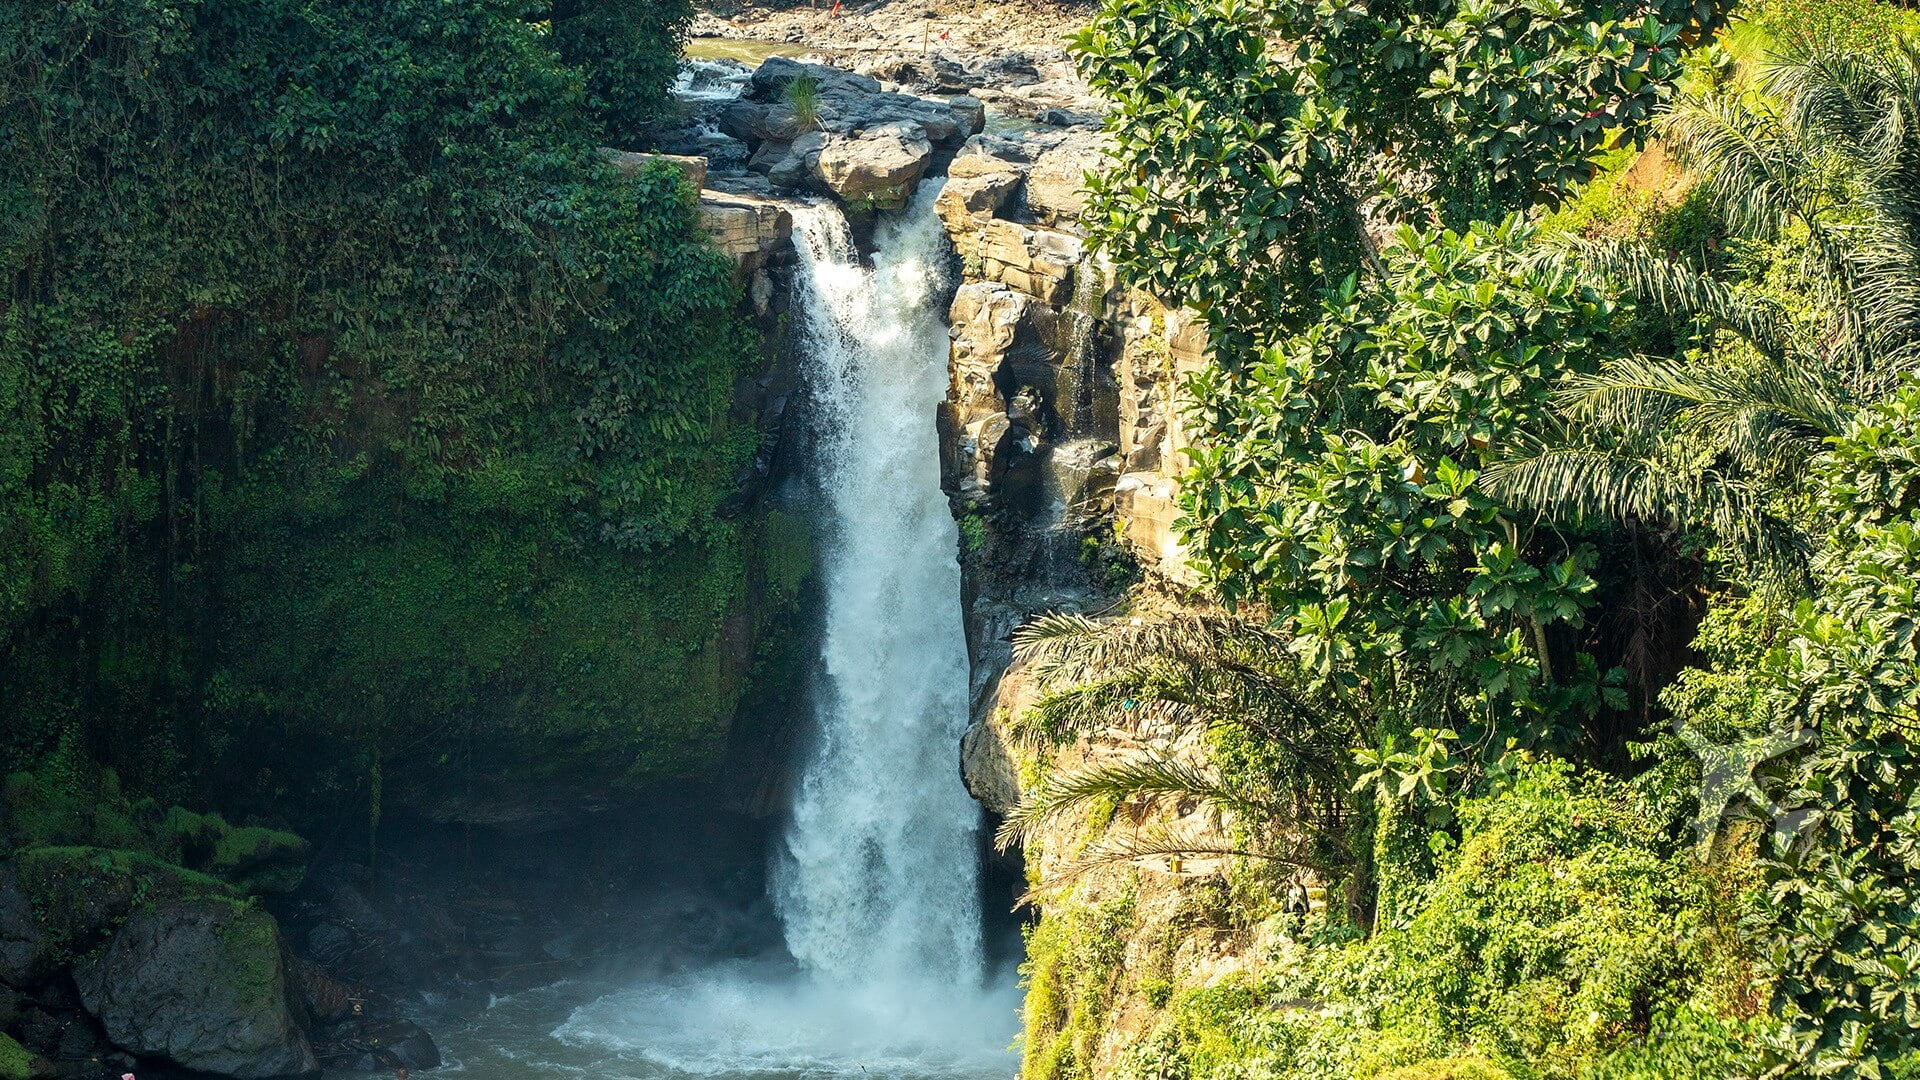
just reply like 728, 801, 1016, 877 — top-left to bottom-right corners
546, 184, 1017, 1079
774, 184, 985, 991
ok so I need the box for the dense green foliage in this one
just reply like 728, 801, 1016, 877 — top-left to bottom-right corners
1020, 1, 1920, 1077
0, 0, 773, 832
1107, 766, 1754, 1080
550, 0, 697, 141
1183, 223, 1614, 775
1073, 0, 1720, 356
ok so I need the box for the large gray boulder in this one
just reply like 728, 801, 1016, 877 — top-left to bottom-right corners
78, 901, 317, 1079
743, 57, 966, 144
750, 56, 882, 102
816, 122, 934, 209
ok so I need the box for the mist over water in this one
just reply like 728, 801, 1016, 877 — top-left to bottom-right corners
451, 186, 1018, 1079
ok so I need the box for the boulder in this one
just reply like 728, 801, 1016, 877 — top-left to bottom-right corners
815, 122, 933, 209
749, 57, 882, 102
948, 96, 988, 137
598, 150, 708, 191
77, 901, 317, 1079
765, 130, 828, 190
320, 1020, 440, 1074
740, 57, 966, 149
720, 100, 808, 146
935, 171, 1022, 232
961, 719, 1023, 817
1033, 106, 1100, 130
697, 189, 795, 266
975, 52, 1043, 89
0, 870, 49, 990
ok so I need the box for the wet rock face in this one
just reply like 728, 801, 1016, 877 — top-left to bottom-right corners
77, 902, 318, 1079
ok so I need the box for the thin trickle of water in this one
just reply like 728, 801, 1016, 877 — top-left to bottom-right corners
1059, 258, 1103, 437
776, 184, 987, 992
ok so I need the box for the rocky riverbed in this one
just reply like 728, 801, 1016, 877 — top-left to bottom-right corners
692, 0, 1106, 128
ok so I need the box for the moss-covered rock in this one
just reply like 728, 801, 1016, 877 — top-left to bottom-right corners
0, 1033, 49, 1080
5, 764, 310, 898
76, 899, 317, 1078
161, 811, 310, 895
14, 847, 232, 962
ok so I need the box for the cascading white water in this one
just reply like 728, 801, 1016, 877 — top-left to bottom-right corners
541, 184, 1017, 1080
774, 185, 986, 992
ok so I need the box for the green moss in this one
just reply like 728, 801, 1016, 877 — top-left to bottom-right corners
210, 901, 283, 1008
1021, 890, 1138, 1080
3, 767, 149, 853
8, 763, 311, 895
16, 846, 231, 962
0, 1034, 39, 1080
959, 512, 988, 555
1105, 765, 1759, 1080
210, 826, 312, 895
758, 510, 816, 608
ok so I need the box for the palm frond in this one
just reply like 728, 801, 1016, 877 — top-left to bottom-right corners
1562, 353, 1852, 441
1547, 237, 1792, 361
1009, 674, 1208, 747
1659, 91, 1827, 241
1014, 610, 1289, 684
1019, 822, 1327, 899
996, 754, 1272, 850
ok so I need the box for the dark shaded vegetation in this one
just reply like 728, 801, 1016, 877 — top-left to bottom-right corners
0, 0, 777, 847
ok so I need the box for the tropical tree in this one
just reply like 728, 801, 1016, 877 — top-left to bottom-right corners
1490, 40, 1920, 577
1071, 0, 1723, 361
1665, 382, 1920, 1079
548, 0, 696, 141
1179, 223, 1615, 764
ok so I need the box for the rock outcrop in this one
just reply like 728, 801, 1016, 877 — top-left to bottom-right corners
924, 120, 1208, 780
715, 57, 984, 209
816, 121, 935, 208
698, 187, 794, 272
78, 902, 316, 1079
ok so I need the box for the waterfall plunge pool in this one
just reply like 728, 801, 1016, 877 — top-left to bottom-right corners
414, 958, 1020, 1080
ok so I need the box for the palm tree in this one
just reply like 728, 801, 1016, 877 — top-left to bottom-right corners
996, 609, 1358, 891
1489, 39, 1920, 577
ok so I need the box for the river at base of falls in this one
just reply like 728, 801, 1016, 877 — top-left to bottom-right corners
410, 959, 1020, 1080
